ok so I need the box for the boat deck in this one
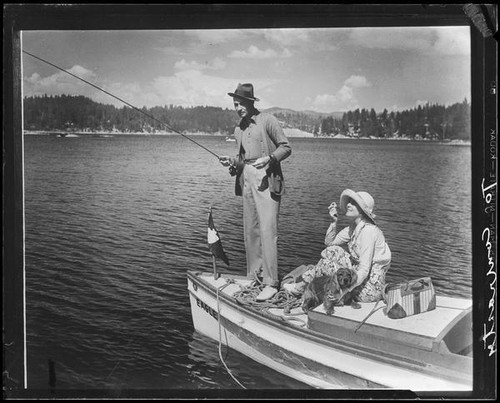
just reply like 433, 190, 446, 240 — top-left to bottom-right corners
199, 272, 472, 352
189, 271, 473, 390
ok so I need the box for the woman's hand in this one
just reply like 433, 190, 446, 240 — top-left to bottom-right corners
328, 201, 338, 222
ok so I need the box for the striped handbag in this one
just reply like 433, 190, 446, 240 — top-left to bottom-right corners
384, 277, 436, 319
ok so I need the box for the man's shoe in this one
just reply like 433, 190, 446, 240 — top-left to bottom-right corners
256, 286, 278, 301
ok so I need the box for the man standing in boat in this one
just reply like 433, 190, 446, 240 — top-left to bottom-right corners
219, 83, 292, 301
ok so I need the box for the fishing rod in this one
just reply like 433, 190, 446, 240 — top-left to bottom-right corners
22, 50, 220, 159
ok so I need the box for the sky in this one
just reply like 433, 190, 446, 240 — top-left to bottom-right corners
22, 26, 470, 114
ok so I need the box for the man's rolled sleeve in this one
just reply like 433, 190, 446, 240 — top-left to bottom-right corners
265, 115, 291, 161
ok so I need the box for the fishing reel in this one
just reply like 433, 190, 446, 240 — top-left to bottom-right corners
229, 165, 238, 176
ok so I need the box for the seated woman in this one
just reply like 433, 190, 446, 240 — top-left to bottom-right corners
283, 189, 391, 303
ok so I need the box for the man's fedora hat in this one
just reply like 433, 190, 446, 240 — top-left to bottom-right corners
228, 83, 260, 102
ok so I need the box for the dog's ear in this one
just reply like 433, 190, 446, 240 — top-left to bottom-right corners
332, 273, 340, 288
350, 269, 358, 286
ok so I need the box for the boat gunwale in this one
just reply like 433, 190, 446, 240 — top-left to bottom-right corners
187, 270, 472, 385
432, 307, 472, 352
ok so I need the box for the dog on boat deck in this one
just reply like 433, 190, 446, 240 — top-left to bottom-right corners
302, 267, 361, 315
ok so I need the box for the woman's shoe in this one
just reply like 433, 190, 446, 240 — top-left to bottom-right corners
282, 282, 305, 295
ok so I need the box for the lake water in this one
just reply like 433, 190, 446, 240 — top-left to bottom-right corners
23, 134, 472, 393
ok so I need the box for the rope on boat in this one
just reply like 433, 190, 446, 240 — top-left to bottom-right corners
214, 278, 307, 388
216, 281, 247, 389
353, 299, 384, 333
232, 282, 306, 326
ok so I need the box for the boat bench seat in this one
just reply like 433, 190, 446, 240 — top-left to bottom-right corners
307, 296, 472, 356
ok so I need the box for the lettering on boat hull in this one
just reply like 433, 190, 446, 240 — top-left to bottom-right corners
195, 295, 219, 321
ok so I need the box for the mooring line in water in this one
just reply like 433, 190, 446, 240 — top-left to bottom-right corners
22, 50, 221, 159
216, 282, 247, 389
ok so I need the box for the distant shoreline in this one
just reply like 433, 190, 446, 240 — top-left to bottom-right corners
23, 130, 471, 146
23, 130, 193, 136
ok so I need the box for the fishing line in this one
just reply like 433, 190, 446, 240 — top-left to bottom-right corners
216, 282, 246, 389
22, 50, 221, 159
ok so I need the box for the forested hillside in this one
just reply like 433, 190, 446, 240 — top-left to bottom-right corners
24, 94, 470, 140
321, 100, 471, 140
23, 95, 237, 134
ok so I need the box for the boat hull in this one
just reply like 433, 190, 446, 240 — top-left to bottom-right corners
187, 271, 472, 391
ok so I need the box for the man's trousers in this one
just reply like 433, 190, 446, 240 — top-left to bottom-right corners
242, 164, 280, 287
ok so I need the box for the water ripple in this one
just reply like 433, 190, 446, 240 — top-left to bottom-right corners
23, 135, 472, 390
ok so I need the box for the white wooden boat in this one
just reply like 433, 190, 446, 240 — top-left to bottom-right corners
187, 270, 473, 391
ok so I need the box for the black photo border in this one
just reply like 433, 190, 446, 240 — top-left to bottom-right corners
3, 3, 497, 400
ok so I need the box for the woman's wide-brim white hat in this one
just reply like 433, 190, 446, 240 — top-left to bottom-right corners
339, 189, 376, 224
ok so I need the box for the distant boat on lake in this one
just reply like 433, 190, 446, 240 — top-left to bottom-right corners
58, 133, 78, 138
